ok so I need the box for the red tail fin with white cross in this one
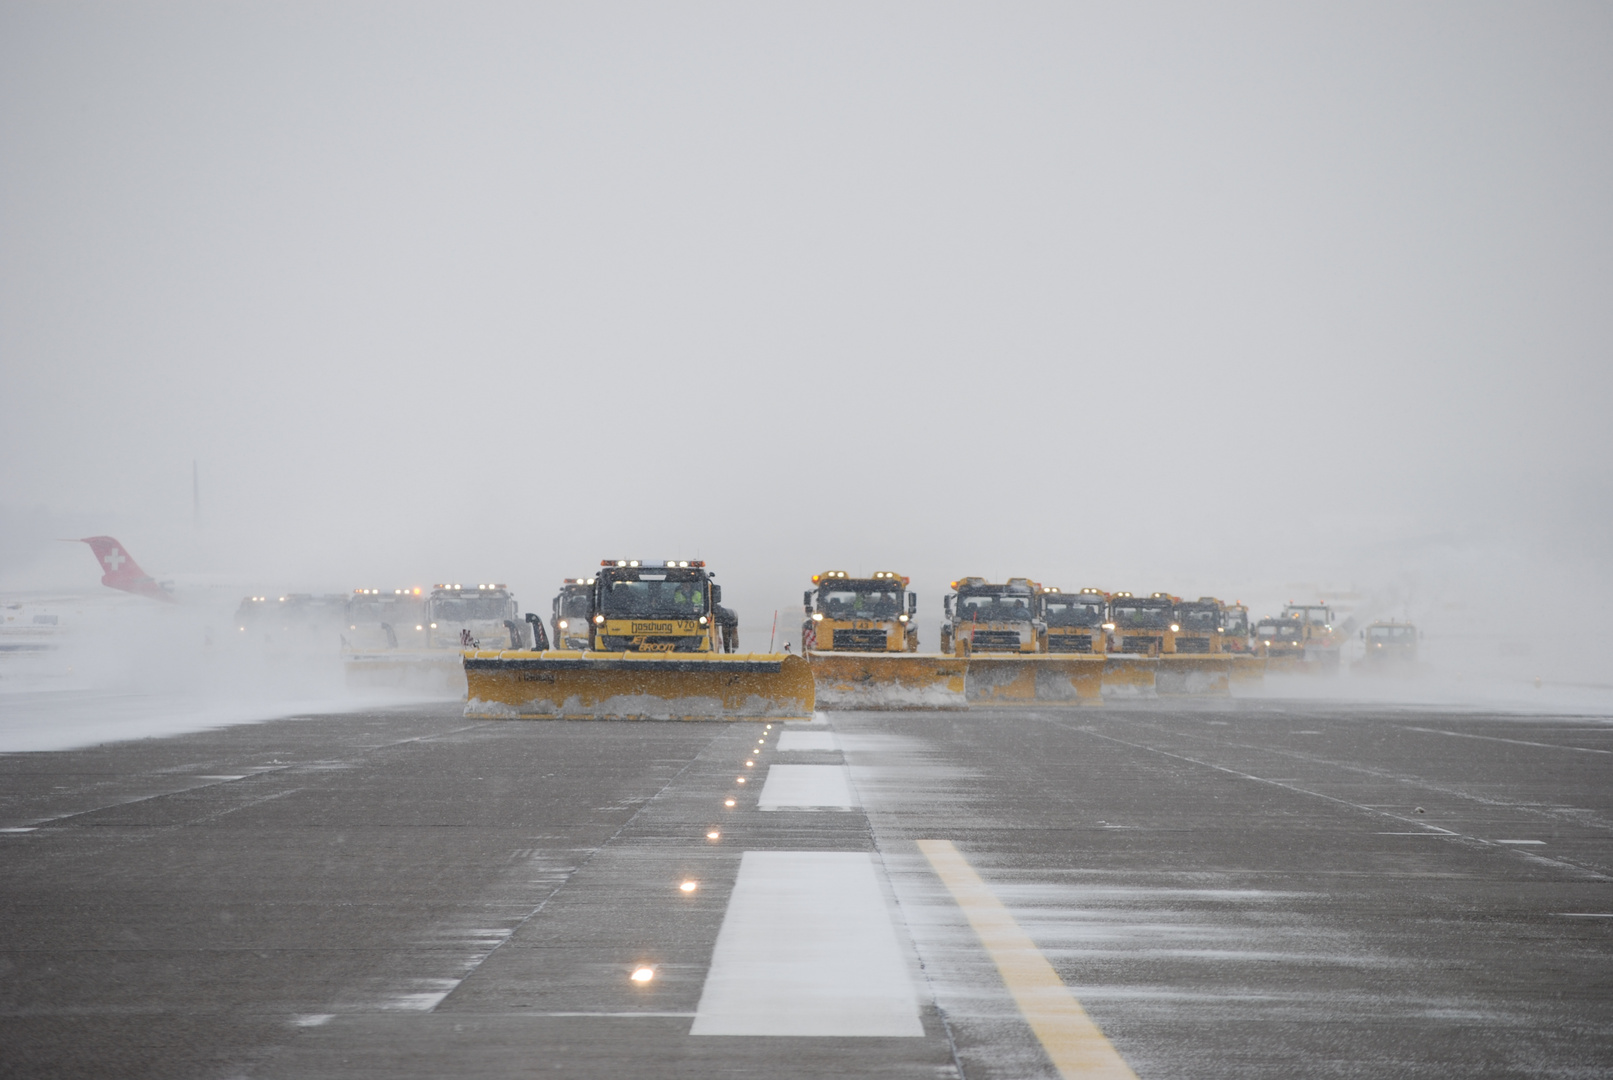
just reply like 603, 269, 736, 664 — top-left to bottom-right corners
76, 537, 177, 603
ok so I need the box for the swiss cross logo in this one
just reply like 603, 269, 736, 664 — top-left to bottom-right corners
103, 549, 126, 571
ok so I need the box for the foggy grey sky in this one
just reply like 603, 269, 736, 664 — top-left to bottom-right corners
3, 3, 1611, 635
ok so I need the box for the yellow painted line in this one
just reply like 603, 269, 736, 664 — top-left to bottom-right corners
918, 839, 1138, 1080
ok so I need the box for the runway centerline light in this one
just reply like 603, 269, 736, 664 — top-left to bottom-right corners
706, 831, 720, 840
679, 880, 698, 893
736, 777, 746, 784
746, 760, 754, 767
630, 967, 654, 983
724, 798, 736, 807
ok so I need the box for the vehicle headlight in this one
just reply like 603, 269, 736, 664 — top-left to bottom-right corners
698, 615, 709, 625
416, 625, 423, 631
558, 620, 568, 629
811, 613, 823, 622
594, 614, 605, 624
429, 623, 437, 628
1170, 624, 1180, 633
898, 614, 909, 623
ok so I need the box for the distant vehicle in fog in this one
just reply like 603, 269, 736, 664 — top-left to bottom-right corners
1357, 620, 1420, 670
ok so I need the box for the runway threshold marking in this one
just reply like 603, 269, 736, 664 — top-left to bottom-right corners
918, 839, 1139, 1080
776, 730, 838, 752
691, 851, 923, 1036
756, 764, 856, 810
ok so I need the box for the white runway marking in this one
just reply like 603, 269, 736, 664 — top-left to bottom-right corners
691, 851, 923, 1037
757, 764, 856, 810
776, 730, 838, 752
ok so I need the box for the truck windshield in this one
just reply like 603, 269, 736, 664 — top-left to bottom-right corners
1257, 622, 1302, 641
957, 592, 1033, 622
1284, 606, 1331, 624
558, 591, 591, 618
1223, 610, 1249, 634
821, 586, 902, 618
1111, 601, 1171, 629
346, 598, 422, 624
1041, 599, 1104, 627
600, 572, 707, 618
1178, 606, 1220, 632
432, 596, 510, 622
1367, 625, 1416, 641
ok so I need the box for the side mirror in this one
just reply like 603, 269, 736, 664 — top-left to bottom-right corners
803, 590, 813, 607
908, 592, 917, 614
943, 596, 953, 617
710, 584, 723, 605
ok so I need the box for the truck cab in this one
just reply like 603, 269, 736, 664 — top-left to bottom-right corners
1254, 615, 1305, 660
802, 570, 917, 652
590, 560, 735, 653
1360, 620, 1418, 666
1109, 592, 1179, 656
344, 588, 427, 652
552, 577, 595, 651
1219, 602, 1251, 652
940, 577, 1043, 655
1038, 587, 1108, 654
1173, 597, 1223, 654
1280, 602, 1342, 666
427, 584, 523, 650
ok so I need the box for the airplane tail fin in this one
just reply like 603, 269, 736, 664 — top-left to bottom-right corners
74, 536, 177, 602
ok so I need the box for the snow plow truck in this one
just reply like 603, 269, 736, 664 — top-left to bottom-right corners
803, 570, 968, 709
463, 559, 812, 721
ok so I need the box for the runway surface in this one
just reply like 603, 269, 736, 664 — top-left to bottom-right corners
2, 701, 1610, 1078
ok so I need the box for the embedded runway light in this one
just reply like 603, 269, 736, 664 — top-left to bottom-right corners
679, 880, 698, 893
736, 777, 746, 784
706, 831, 720, 840
745, 760, 754, 767
724, 799, 736, 807
430, 623, 437, 629
630, 967, 655, 983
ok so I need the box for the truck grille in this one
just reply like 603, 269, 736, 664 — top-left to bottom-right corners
832, 628, 890, 651
1174, 636, 1211, 654
1121, 635, 1161, 654
1047, 634, 1094, 653
967, 630, 1025, 652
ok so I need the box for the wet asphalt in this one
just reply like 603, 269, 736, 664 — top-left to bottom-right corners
0, 701, 1609, 1079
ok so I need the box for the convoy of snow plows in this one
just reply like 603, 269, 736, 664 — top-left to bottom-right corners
226, 561, 1420, 723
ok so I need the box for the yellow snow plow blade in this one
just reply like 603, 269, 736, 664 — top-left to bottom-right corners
1230, 655, 1266, 687
965, 656, 1105, 706
808, 653, 968, 710
345, 650, 466, 693
462, 651, 815, 721
1156, 655, 1232, 696
1100, 655, 1158, 697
